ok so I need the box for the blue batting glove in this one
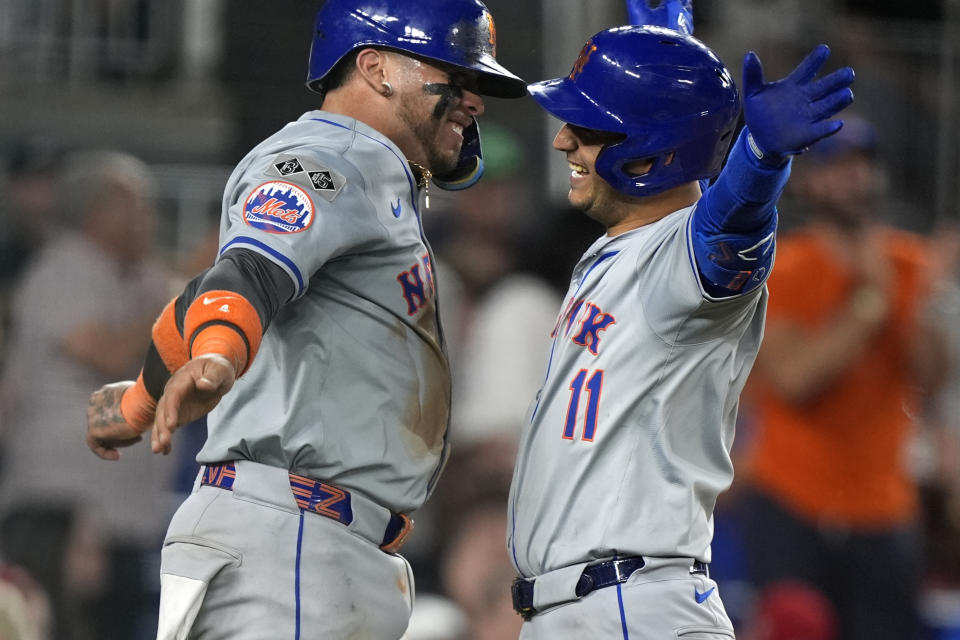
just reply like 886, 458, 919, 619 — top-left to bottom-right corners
626, 0, 694, 35
742, 45, 855, 166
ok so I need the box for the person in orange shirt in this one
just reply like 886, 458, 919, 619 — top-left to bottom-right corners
739, 115, 949, 640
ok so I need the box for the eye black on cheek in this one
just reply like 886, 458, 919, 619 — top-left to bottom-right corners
423, 83, 463, 120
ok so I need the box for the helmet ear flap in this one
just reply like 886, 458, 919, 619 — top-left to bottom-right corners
595, 122, 738, 198
594, 136, 674, 197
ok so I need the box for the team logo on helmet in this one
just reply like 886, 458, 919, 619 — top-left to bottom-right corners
484, 10, 497, 54
243, 181, 315, 234
569, 40, 597, 81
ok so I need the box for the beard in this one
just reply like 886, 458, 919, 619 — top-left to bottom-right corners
574, 178, 635, 228
397, 94, 460, 176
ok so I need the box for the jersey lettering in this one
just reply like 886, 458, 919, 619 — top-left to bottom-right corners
551, 297, 585, 339
308, 484, 348, 520
251, 198, 303, 224
571, 303, 616, 355
290, 478, 352, 524
396, 253, 435, 316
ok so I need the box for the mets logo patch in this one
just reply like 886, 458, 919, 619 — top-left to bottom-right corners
243, 181, 315, 234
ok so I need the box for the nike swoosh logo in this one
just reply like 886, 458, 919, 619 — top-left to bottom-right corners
695, 586, 715, 604
391, 199, 402, 218
203, 296, 236, 309
737, 231, 775, 261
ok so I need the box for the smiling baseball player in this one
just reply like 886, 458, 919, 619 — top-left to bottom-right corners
507, 6, 855, 639
84, 1, 526, 638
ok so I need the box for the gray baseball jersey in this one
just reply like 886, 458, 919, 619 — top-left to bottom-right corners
196, 110, 450, 514
508, 203, 766, 578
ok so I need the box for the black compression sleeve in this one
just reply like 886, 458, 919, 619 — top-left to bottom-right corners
138, 270, 210, 399
141, 343, 168, 400
178, 248, 295, 331
140, 250, 293, 395
174, 269, 211, 334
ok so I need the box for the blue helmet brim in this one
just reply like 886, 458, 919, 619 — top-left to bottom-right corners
528, 77, 628, 133
306, 0, 527, 100
308, 46, 527, 98
472, 53, 528, 98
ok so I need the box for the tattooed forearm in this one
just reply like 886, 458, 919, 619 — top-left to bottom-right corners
88, 385, 127, 430
86, 382, 143, 458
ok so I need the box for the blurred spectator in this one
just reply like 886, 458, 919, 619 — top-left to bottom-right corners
407, 440, 523, 639
0, 137, 61, 282
440, 493, 522, 640
0, 150, 177, 638
915, 222, 960, 640
744, 580, 839, 640
0, 504, 98, 640
447, 274, 560, 449
738, 115, 950, 639
400, 593, 468, 640
0, 137, 63, 361
0, 563, 51, 640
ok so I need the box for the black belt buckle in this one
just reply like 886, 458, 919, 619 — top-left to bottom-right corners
575, 556, 646, 598
511, 556, 701, 620
511, 578, 536, 620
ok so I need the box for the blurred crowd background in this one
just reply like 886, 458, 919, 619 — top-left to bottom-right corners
0, 1, 958, 638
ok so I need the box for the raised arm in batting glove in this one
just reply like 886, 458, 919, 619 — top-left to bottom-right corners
625, 0, 694, 34
742, 44, 855, 167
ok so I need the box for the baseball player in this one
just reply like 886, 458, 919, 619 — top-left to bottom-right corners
507, 22, 855, 640
84, 1, 525, 638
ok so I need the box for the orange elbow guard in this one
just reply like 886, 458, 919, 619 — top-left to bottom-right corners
120, 373, 157, 433
152, 298, 189, 372
183, 290, 263, 375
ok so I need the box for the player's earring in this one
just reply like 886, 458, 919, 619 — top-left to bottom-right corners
381, 81, 394, 97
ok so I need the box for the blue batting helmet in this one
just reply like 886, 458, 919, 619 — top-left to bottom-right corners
306, 0, 526, 99
306, 0, 526, 190
530, 26, 740, 197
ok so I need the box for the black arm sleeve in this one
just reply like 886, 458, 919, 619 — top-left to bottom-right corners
140, 250, 295, 399
175, 248, 295, 330
141, 343, 170, 401
140, 268, 210, 400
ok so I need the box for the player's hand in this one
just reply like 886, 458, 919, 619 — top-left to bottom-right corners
626, 0, 694, 34
87, 381, 144, 461
152, 354, 236, 456
742, 45, 855, 165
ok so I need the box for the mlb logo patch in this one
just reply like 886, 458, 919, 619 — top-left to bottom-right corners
242, 181, 315, 234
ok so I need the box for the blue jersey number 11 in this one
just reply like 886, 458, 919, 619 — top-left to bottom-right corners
562, 369, 604, 441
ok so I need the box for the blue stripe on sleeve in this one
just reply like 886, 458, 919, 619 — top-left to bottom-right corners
220, 236, 305, 296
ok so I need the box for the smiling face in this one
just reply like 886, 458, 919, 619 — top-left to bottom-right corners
392, 55, 485, 175
554, 123, 650, 226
